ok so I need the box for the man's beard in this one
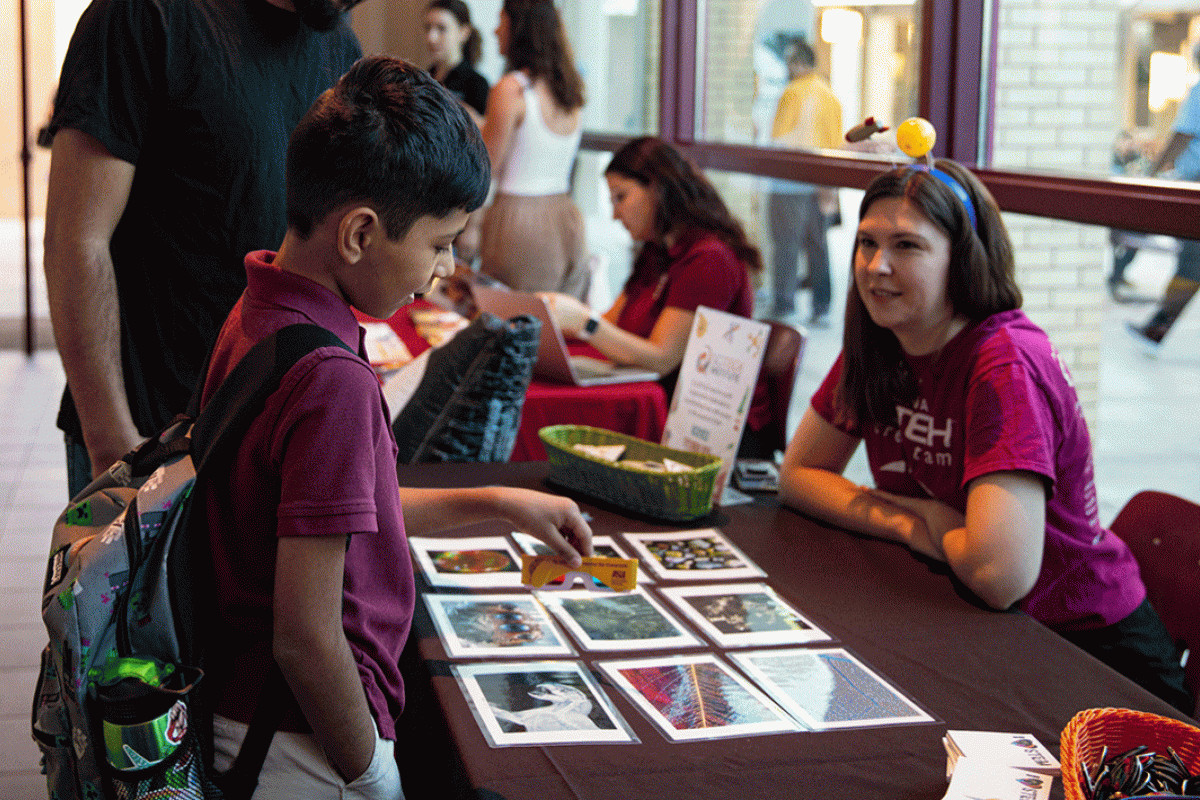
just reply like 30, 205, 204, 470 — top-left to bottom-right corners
292, 0, 344, 31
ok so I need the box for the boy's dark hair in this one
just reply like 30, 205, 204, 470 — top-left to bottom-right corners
287, 56, 490, 240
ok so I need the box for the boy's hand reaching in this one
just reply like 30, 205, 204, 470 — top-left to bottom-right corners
398, 485, 594, 565
489, 487, 593, 567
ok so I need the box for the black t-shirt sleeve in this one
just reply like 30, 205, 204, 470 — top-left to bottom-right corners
50, 0, 165, 164
464, 71, 490, 116
442, 62, 490, 117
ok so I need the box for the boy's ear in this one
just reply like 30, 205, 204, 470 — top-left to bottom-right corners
337, 206, 381, 265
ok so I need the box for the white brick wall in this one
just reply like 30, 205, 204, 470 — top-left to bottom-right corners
688, 0, 1118, 420
992, 0, 1122, 423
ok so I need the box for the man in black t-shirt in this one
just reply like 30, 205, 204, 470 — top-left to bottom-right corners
45, 0, 365, 496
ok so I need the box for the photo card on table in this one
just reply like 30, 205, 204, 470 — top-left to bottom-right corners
423, 593, 576, 658
727, 647, 937, 731
536, 587, 703, 652
409, 535, 525, 588
595, 653, 801, 742
657, 583, 834, 648
621, 529, 765, 581
511, 532, 653, 584
452, 660, 638, 748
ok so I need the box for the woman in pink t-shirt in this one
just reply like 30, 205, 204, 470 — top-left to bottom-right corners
778, 158, 1192, 713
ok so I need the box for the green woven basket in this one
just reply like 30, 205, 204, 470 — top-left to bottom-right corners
538, 425, 722, 522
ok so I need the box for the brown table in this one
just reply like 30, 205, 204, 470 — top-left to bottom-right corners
393, 462, 1190, 800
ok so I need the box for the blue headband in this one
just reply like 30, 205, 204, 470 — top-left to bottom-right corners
911, 164, 978, 232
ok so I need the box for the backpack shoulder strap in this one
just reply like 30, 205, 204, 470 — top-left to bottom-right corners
190, 323, 353, 473
184, 323, 353, 799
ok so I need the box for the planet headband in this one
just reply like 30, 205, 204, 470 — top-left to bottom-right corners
910, 164, 979, 232
850, 116, 980, 234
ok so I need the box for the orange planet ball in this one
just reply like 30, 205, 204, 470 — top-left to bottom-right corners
897, 117, 936, 158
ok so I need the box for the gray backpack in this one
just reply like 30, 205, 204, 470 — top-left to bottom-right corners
32, 324, 349, 800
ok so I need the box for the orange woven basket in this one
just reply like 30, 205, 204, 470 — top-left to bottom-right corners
1060, 707, 1200, 800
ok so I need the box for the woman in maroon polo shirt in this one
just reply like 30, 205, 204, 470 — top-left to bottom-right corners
541, 136, 760, 386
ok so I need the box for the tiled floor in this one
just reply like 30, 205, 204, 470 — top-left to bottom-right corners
1, 239, 1197, 798
0, 351, 70, 799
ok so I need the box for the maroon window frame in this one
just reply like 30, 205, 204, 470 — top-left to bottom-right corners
580, 0, 1200, 240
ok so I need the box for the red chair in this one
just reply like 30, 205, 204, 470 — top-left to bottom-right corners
1109, 490, 1200, 718
737, 320, 806, 460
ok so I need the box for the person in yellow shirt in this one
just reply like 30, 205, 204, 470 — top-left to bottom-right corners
768, 37, 843, 326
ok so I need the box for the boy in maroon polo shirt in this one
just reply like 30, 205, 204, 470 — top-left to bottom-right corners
199, 56, 592, 799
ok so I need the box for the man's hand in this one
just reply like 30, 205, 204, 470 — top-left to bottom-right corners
44, 128, 141, 478
398, 486, 594, 566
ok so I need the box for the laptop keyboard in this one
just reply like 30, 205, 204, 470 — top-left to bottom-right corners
569, 355, 616, 378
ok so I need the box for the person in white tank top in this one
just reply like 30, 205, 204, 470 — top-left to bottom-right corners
477, 0, 590, 298
495, 72, 581, 196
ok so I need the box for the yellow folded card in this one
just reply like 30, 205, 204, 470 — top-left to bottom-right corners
520, 554, 638, 592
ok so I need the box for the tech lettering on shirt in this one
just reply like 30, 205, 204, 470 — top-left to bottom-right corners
876, 397, 955, 468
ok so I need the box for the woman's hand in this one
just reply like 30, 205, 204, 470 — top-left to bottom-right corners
538, 291, 593, 336
864, 488, 963, 561
872, 473, 1045, 611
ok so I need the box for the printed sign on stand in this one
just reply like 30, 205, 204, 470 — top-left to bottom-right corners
660, 307, 770, 506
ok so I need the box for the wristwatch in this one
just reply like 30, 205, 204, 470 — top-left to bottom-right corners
578, 313, 601, 341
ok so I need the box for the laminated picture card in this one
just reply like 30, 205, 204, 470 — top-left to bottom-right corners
658, 582, 834, 648
452, 661, 638, 748
423, 593, 576, 659
622, 529, 766, 581
536, 587, 703, 652
409, 536, 526, 588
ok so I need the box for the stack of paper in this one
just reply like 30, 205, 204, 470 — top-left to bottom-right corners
361, 321, 413, 379
410, 307, 469, 347
944, 730, 1061, 779
942, 759, 1053, 800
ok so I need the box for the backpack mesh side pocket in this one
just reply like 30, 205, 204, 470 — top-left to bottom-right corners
91, 661, 220, 800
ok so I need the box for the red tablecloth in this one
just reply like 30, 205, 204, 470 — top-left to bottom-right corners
364, 301, 669, 461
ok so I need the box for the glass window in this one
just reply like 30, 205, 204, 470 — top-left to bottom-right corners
989, 1, 1200, 187
463, 0, 658, 136
999, 212, 1196, 522
695, 0, 920, 154
560, 0, 660, 135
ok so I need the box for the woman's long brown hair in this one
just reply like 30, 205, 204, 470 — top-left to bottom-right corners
605, 136, 762, 284
502, 0, 585, 111
837, 158, 1021, 429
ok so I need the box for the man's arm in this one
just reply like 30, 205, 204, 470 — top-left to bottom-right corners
273, 535, 377, 783
1149, 131, 1194, 176
770, 85, 799, 141
44, 129, 143, 476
